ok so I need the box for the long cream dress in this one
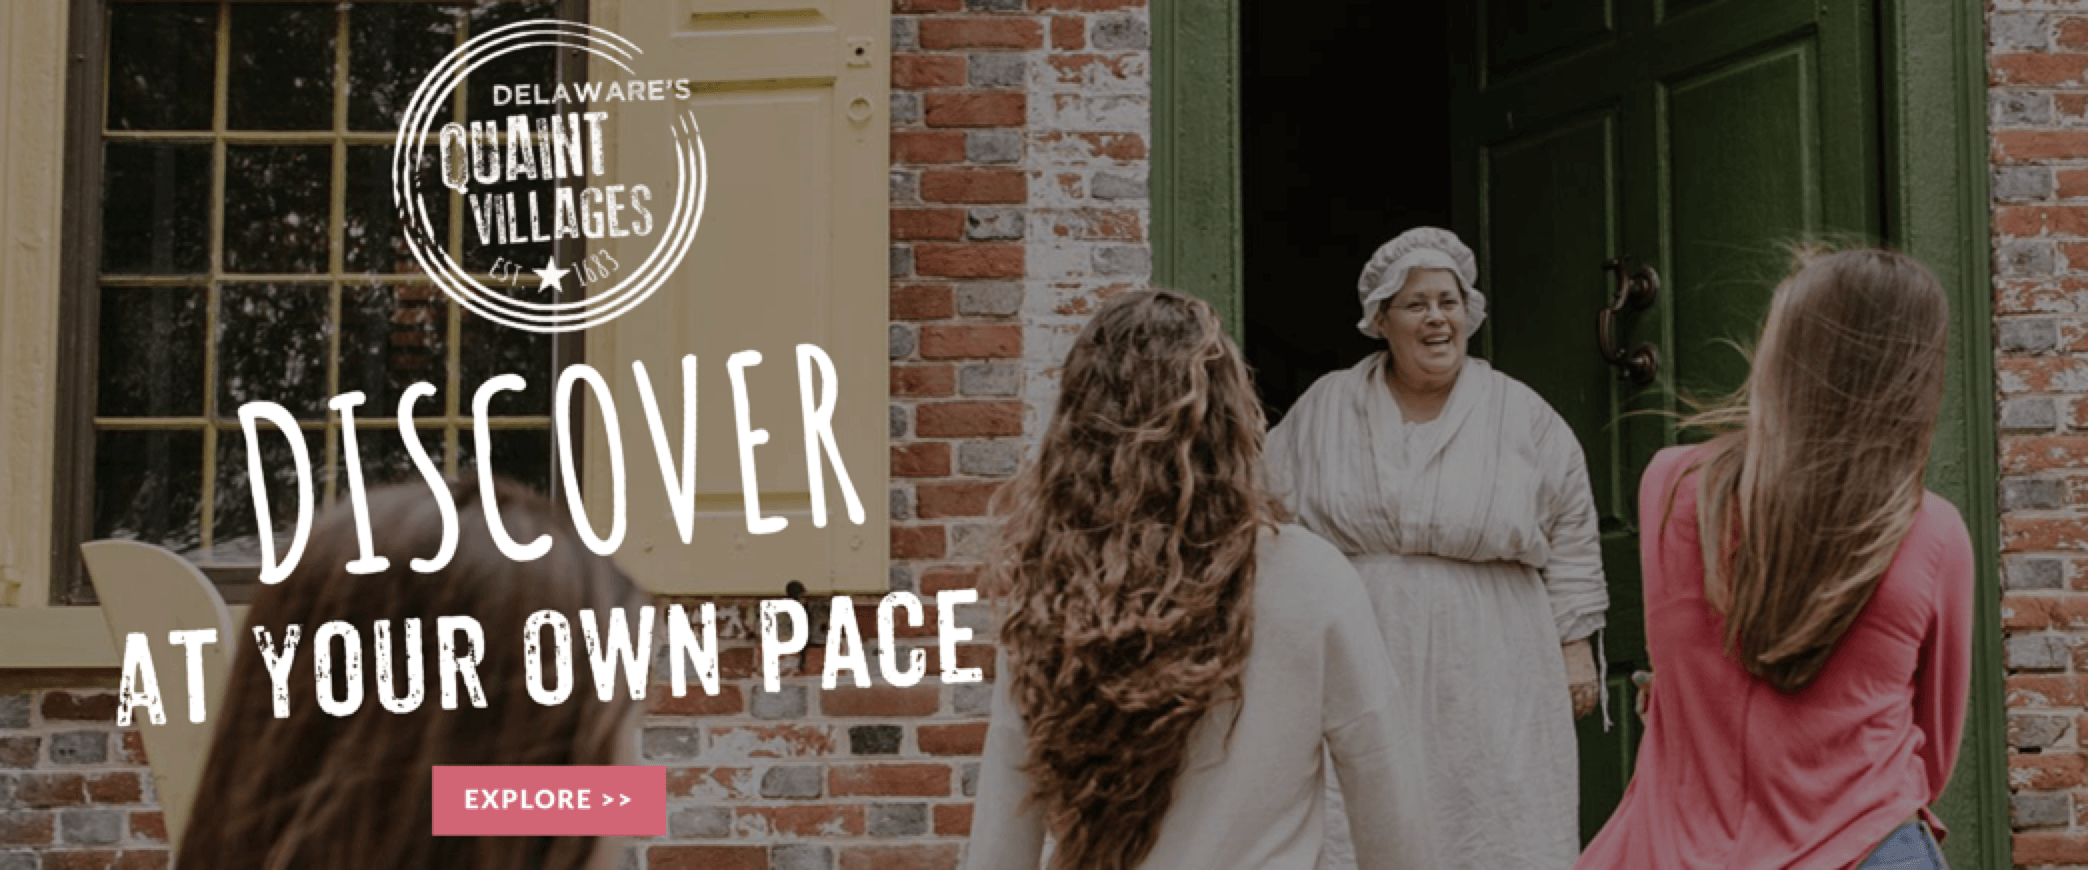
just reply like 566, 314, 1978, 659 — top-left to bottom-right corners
1266, 353, 1607, 870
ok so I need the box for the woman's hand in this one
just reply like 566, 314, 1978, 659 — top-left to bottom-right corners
1564, 639, 1600, 718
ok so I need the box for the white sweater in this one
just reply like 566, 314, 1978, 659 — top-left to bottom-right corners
963, 524, 1439, 870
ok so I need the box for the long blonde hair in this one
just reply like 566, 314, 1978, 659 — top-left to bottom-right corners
990, 289, 1285, 870
1683, 248, 1949, 693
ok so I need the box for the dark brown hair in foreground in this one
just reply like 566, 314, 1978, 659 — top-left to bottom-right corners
1684, 247, 1951, 693
177, 477, 650, 870
990, 289, 1287, 870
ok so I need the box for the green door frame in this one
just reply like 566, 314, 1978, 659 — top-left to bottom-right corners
1150, 0, 2008, 866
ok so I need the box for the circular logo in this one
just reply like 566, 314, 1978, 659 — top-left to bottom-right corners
391, 20, 706, 334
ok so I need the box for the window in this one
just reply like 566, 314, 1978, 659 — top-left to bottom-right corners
63, 0, 581, 604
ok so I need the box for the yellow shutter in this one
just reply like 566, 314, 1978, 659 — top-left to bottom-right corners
583, 0, 889, 595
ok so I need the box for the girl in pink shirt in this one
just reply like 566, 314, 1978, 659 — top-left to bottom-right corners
1576, 249, 1975, 870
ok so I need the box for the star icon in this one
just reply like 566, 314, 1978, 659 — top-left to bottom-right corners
534, 256, 571, 295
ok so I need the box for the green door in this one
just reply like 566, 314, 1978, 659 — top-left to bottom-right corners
1449, 0, 1993, 864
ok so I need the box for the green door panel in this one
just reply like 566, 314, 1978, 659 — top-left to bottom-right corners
1452, 0, 1998, 862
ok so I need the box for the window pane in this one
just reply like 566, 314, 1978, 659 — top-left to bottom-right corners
101, 143, 210, 275
218, 284, 332, 419
207, 426, 325, 567
340, 284, 449, 414
461, 302, 553, 416
458, 427, 554, 496
224, 145, 332, 274
346, 144, 450, 274
463, 1, 561, 122
107, 3, 216, 131
98, 286, 207, 418
349, 3, 460, 132
227, 4, 338, 131
340, 425, 446, 492
94, 429, 205, 552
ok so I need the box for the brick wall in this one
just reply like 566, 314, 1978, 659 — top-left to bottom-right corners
1992, 4, 2088, 868
0, 0, 1150, 868
0, 692, 167, 869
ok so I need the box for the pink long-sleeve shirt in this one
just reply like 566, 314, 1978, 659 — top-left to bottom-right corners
1576, 445, 1975, 870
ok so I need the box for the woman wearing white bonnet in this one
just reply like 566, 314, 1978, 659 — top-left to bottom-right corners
1266, 226, 1608, 870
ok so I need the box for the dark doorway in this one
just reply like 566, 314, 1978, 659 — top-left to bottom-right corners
1241, 4, 1453, 420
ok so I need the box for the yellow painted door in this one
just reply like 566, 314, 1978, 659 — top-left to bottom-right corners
584, 0, 889, 595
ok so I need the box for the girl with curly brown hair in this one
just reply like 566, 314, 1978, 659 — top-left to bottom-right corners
964, 289, 1437, 870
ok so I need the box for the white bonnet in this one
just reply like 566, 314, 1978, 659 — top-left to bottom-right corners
1356, 227, 1487, 338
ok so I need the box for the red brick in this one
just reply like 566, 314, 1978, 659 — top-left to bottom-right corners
920, 566, 982, 596
116, 732, 146, 765
842, 844, 963, 870
42, 692, 118, 722
892, 131, 967, 165
648, 684, 745, 716
16, 774, 87, 808
86, 772, 144, 805
921, 644, 995, 681
1040, 207, 1142, 241
720, 647, 759, 680
824, 686, 941, 717
2009, 674, 2088, 708
1997, 205, 2088, 238
1037, 131, 1146, 161
114, 851, 169, 870
1997, 131, 2088, 163
893, 209, 967, 241
2014, 752, 2088, 790
934, 802, 973, 836
2060, 169, 2088, 200
2017, 831, 2088, 866
894, 364, 958, 398
706, 724, 838, 758
893, 54, 967, 88
2005, 594, 2088, 631
1034, 0, 1144, 8
2064, 95, 2088, 126
2006, 516, 2088, 552
894, 443, 953, 478
2063, 18, 2088, 50
734, 804, 865, 837
917, 481, 1002, 518
2003, 437, 2088, 475
0, 736, 38, 768
44, 851, 117, 870
0, 812, 53, 846
892, 284, 955, 320
830, 763, 953, 797
649, 846, 768, 870
1051, 16, 1085, 50
851, 602, 941, 640
920, 324, 1021, 359
129, 812, 166, 844
925, 93, 1027, 128
665, 767, 757, 801
1047, 53, 1142, 87
1993, 53, 2088, 86
2002, 356, 2088, 392
917, 722, 989, 756
893, 525, 949, 559
917, 402, 1023, 437
921, 169, 1026, 204
915, 244, 1025, 278
918, 18, 1043, 50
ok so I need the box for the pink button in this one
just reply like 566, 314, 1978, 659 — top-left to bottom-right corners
432, 766, 666, 836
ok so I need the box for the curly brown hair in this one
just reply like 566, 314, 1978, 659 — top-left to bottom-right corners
989, 289, 1287, 870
